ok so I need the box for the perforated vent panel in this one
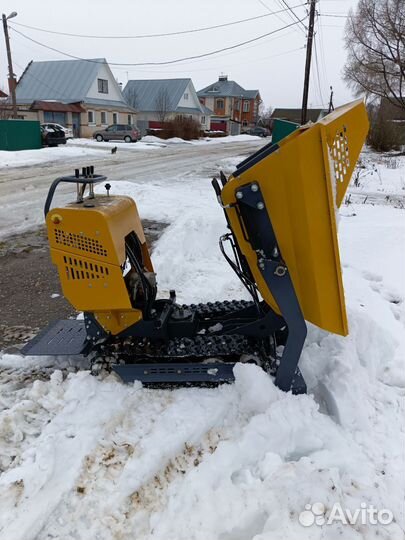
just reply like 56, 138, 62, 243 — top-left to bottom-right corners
63, 255, 109, 280
330, 127, 350, 184
55, 229, 107, 257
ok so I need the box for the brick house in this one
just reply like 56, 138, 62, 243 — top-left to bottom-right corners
14, 58, 136, 137
197, 75, 261, 134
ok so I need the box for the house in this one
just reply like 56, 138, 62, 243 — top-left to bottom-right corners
270, 108, 328, 127
197, 75, 261, 135
14, 58, 136, 137
123, 78, 211, 135
0, 90, 8, 98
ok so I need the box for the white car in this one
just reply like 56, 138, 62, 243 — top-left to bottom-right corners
42, 123, 74, 139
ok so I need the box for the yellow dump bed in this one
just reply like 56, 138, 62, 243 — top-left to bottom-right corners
222, 99, 369, 336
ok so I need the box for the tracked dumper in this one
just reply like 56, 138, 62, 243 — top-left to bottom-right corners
22, 100, 369, 394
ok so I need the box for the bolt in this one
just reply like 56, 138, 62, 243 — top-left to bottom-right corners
274, 265, 287, 277
251, 183, 259, 192
257, 202, 264, 210
236, 191, 243, 199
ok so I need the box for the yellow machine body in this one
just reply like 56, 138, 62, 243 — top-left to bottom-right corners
221, 99, 369, 336
46, 195, 152, 335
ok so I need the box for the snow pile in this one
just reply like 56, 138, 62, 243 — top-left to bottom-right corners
0, 153, 404, 539
141, 134, 263, 146
0, 145, 107, 168
68, 138, 166, 150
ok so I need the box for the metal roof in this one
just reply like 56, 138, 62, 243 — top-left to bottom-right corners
201, 104, 213, 115
271, 108, 327, 124
197, 79, 259, 99
123, 79, 203, 113
16, 58, 104, 104
30, 100, 85, 113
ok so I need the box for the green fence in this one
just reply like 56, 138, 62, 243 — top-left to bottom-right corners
0, 120, 42, 151
272, 119, 299, 145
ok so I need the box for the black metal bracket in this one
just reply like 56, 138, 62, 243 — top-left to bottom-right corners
44, 169, 106, 216
235, 182, 307, 394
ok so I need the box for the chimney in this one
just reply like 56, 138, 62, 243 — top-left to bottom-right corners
218, 74, 228, 82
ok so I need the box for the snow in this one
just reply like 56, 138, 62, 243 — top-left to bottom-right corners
0, 145, 107, 168
349, 149, 405, 199
0, 135, 263, 168
67, 137, 167, 151
0, 149, 404, 539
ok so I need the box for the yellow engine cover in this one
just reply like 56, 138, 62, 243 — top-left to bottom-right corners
46, 195, 152, 334
221, 99, 369, 336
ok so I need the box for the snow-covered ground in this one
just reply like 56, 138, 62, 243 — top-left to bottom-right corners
0, 145, 109, 168
0, 151, 404, 539
0, 134, 262, 169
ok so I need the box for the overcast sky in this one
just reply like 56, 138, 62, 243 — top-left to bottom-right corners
1, 0, 359, 109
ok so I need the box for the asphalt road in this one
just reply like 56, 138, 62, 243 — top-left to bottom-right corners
0, 139, 264, 239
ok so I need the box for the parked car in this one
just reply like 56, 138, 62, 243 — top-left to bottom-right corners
245, 126, 270, 137
93, 124, 141, 143
42, 122, 73, 139
40, 125, 66, 147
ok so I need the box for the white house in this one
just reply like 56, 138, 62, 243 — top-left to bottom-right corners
15, 58, 136, 137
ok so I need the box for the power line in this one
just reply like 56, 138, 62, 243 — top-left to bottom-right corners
113, 46, 305, 75
320, 13, 350, 18
279, 0, 307, 32
257, 0, 301, 31
9, 5, 307, 39
316, 11, 329, 101
14, 60, 72, 101
10, 18, 306, 67
313, 36, 325, 105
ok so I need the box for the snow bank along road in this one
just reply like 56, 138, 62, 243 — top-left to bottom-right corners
0, 138, 264, 239
0, 148, 404, 539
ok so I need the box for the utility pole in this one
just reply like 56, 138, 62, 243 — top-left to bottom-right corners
328, 85, 334, 114
301, 0, 316, 125
2, 12, 18, 119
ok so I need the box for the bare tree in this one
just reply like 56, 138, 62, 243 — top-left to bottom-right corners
259, 105, 274, 129
155, 87, 171, 123
343, 0, 405, 111
125, 85, 139, 111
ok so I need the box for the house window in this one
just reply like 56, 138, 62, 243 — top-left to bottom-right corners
201, 115, 206, 125
242, 120, 248, 127
243, 100, 250, 112
101, 111, 107, 124
88, 110, 95, 124
184, 93, 189, 100
98, 79, 109, 94
216, 98, 224, 109
113, 113, 118, 124
127, 114, 132, 125
235, 99, 240, 111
